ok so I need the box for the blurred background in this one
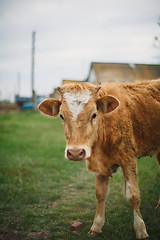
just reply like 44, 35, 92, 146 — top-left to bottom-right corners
0, 0, 160, 111
1, 1, 160, 239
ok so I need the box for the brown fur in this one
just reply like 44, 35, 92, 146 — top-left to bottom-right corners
86, 80, 160, 174
39, 79, 160, 239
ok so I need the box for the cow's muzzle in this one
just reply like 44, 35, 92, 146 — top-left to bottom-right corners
65, 145, 91, 161
67, 148, 86, 161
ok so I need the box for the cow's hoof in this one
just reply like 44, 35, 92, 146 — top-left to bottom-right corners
88, 230, 99, 237
156, 201, 160, 210
137, 238, 149, 240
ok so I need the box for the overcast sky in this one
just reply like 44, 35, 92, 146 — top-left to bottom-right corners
0, 0, 160, 101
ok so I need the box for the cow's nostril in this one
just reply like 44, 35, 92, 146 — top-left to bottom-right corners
79, 149, 85, 158
67, 149, 72, 159
67, 148, 86, 161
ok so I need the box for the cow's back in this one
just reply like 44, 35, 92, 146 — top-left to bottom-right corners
100, 79, 160, 157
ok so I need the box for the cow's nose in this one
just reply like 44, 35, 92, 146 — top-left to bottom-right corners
67, 149, 86, 161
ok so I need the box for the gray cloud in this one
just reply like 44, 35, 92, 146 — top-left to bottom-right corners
0, 0, 160, 101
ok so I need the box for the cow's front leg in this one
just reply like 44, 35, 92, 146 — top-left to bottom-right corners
156, 152, 160, 210
123, 161, 149, 240
88, 174, 109, 236
156, 152, 160, 167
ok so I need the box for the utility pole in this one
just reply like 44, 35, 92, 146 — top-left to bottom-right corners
31, 31, 36, 110
17, 72, 21, 96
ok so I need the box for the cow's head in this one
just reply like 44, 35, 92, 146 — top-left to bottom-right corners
39, 83, 119, 161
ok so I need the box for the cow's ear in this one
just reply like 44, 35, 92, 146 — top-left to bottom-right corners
96, 95, 119, 113
38, 99, 61, 116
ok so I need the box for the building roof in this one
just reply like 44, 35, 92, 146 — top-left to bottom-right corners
62, 80, 82, 85
88, 62, 160, 84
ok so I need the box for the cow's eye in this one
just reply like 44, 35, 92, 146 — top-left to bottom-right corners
60, 114, 64, 120
91, 113, 97, 120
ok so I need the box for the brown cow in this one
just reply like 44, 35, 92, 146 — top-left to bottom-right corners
39, 80, 160, 239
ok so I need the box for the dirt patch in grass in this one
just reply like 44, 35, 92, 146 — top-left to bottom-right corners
27, 230, 50, 239
0, 228, 51, 240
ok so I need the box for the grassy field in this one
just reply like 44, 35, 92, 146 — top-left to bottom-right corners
0, 111, 159, 240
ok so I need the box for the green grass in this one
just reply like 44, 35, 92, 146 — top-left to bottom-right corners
0, 111, 159, 240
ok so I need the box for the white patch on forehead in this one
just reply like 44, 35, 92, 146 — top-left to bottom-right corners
64, 90, 91, 120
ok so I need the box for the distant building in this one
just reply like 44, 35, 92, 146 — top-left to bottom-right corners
15, 95, 47, 110
51, 62, 160, 99
87, 62, 160, 84
62, 79, 82, 85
